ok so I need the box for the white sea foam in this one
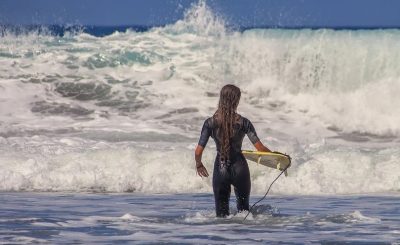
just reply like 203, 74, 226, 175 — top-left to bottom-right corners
0, 1, 400, 194
349, 210, 381, 223
0, 135, 399, 194
2, 4, 400, 137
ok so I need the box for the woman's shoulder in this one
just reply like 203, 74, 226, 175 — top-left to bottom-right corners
236, 114, 255, 128
202, 114, 252, 127
203, 116, 216, 127
237, 114, 251, 123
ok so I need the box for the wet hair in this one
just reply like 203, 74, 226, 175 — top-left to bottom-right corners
214, 84, 241, 163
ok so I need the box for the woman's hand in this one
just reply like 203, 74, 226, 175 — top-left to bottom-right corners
196, 162, 209, 177
195, 145, 209, 177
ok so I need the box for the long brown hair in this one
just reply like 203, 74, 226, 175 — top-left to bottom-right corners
214, 84, 241, 162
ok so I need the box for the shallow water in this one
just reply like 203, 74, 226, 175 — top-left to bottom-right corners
1, 192, 399, 244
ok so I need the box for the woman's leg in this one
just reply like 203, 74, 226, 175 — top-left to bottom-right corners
231, 159, 251, 212
213, 160, 231, 217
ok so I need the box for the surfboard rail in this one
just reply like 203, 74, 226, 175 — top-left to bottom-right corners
242, 150, 291, 176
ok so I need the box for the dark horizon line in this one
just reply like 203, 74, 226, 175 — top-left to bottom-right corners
1, 23, 400, 37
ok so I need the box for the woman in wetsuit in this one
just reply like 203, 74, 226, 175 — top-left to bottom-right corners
195, 84, 271, 217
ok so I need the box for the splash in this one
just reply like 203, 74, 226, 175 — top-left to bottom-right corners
163, 0, 226, 37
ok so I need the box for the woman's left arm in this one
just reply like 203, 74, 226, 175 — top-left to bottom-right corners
195, 145, 209, 177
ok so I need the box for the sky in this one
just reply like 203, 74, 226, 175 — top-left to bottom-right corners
0, 0, 400, 28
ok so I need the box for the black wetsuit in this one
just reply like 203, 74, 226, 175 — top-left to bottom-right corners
198, 115, 260, 217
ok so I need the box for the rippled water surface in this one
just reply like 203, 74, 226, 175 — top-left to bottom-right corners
1, 193, 399, 244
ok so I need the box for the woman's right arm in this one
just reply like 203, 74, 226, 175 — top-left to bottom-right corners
244, 117, 272, 152
254, 140, 271, 152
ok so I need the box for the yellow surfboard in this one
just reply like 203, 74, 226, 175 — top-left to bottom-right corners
242, 150, 291, 176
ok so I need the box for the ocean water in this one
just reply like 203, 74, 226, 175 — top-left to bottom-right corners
1, 1, 400, 243
1, 193, 399, 244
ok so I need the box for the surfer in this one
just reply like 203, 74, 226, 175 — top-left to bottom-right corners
195, 84, 271, 217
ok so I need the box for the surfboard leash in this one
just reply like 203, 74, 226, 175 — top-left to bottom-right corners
243, 162, 291, 221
